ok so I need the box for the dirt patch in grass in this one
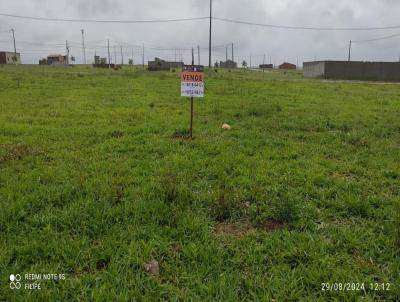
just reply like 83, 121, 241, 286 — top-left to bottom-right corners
214, 221, 286, 238
214, 223, 254, 238
257, 221, 286, 232
0, 143, 35, 164
171, 129, 191, 140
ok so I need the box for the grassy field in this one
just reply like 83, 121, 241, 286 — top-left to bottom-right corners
0, 65, 399, 301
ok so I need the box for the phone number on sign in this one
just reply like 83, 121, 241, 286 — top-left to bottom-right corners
321, 283, 391, 292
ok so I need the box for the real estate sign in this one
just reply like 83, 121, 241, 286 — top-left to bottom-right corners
181, 65, 205, 97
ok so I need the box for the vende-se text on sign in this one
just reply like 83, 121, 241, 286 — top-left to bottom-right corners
181, 65, 205, 97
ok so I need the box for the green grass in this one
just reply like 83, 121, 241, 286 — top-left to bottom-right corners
0, 65, 399, 301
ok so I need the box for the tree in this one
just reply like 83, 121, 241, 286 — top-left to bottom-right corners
242, 60, 248, 68
214, 61, 219, 68
128, 59, 133, 65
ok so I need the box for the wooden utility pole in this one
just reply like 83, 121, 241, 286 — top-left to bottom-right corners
231, 43, 234, 62
107, 39, 111, 69
11, 28, 17, 64
208, 0, 212, 68
348, 40, 352, 61
142, 44, 145, 69
120, 46, 124, 65
226, 47, 228, 62
263, 54, 266, 72
65, 40, 70, 65
81, 29, 86, 64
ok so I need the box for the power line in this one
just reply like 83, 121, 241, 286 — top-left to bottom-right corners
353, 32, 400, 43
0, 12, 208, 24
213, 17, 400, 31
2, 11, 400, 31
0, 40, 69, 46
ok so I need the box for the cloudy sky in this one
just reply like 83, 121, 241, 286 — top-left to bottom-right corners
0, 0, 399, 65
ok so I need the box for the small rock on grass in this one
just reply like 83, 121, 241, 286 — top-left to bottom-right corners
144, 260, 160, 276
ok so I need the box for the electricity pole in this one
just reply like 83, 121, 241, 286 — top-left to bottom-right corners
225, 47, 228, 62
10, 28, 17, 64
120, 46, 124, 65
65, 40, 70, 65
81, 29, 86, 64
348, 40, 352, 61
262, 54, 266, 71
231, 43, 234, 62
107, 39, 111, 69
198, 45, 200, 65
208, 0, 212, 68
142, 44, 145, 69
114, 46, 117, 65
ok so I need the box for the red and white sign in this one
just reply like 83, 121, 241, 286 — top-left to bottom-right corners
181, 65, 205, 97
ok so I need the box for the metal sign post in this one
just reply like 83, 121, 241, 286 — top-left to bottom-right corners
181, 48, 205, 139
190, 48, 194, 139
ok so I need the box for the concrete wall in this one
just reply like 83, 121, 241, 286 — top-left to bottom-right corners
219, 60, 237, 69
303, 61, 325, 77
303, 61, 400, 81
0, 52, 21, 64
148, 58, 183, 71
259, 64, 273, 69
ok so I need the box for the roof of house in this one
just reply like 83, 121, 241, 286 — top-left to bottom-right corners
0, 51, 20, 55
47, 54, 65, 58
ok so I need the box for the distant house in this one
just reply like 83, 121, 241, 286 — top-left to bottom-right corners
39, 54, 66, 65
259, 64, 273, 69
219, 59, 238, 69
279, 62, 296, 70
0, 51, 21, 64
94, 56, 107, 65
148, 57, 183, 71
93, 55, 108, 68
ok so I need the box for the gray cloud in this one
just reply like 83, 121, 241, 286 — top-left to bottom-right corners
0, 0, 399, 65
